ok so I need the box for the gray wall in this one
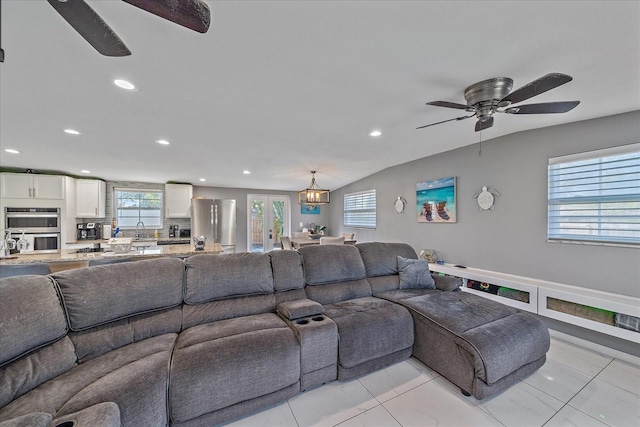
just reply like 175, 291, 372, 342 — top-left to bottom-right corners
328, 111, 640, 298
194, 186, 330, 253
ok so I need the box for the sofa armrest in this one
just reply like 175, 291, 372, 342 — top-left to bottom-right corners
431, 273, 461, 292
277, 299, 324, 320
48, 402, 121, 427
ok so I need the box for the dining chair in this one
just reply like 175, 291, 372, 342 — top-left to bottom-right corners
319, 236, 345, 245
0, 263, 51, 278
281, 236, 293, 250
292, 231, 310, 238
341, 232, 355, 240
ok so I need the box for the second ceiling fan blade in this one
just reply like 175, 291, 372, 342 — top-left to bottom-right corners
123, 0, 211, 33
47, 0, 131, 56
501, 73, 573, 106
427, 101, 472, 110
505, 101, 580, 114
417, 115, 474, 129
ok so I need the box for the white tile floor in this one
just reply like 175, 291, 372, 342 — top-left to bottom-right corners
225, 336, 640, 427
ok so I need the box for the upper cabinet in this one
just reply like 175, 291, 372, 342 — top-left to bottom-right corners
76, 179, 106, 218
165, 184, 193, 218
0, 173, 65, 199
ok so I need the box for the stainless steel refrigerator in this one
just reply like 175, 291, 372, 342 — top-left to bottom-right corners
191, 198, 237, 253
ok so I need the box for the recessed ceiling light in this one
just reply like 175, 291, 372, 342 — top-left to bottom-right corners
369, 130, 382, 137
156, 139, 170, 145
199, 178, 206, 182
80, 170, 91, 174
64, 129, 80, 135
4, 149, 20, 154
114, 79, 135, 90
243, 170, 251, 175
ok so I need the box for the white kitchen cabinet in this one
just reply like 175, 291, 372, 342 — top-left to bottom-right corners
165, 184, 193, 218
0, 173, 65, 199
76, 179, 106, 218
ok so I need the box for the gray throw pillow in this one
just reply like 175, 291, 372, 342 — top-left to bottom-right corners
397, 256, 436, 290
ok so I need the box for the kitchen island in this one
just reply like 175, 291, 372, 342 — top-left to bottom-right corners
0, 243, 224, 272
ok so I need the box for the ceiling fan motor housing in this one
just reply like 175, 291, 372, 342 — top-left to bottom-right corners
463, 77, 514, 121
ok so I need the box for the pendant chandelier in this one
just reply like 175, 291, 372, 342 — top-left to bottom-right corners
298, 171, 330, 205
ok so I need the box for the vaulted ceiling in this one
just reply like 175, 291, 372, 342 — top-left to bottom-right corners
1, 1, 638, 191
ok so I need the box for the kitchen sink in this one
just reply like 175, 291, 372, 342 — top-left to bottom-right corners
131, 238, 158, 248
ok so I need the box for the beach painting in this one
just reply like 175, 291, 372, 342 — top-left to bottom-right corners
417, 177, 456, 223
301, 204, 320, 214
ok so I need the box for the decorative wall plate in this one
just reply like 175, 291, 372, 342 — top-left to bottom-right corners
474, 186, 500, 210
394, 196, 407, 213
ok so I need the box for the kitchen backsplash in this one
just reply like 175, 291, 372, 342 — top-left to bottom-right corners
76, 180, 191, 238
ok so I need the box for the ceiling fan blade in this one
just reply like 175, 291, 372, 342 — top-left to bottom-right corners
505, 101, 580, 114
475, 117, 494, 132
416, 115, 474, 130
47, 0, 131, 56
500, 73, 573, 106
123, 0, 211, 33
427, 101, 472, 110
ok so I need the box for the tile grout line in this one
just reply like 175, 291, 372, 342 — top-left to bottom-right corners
540, 359, 615, 427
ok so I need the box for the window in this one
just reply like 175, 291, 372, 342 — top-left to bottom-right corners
344, 189, 376, 229
547, 143, 640, 246
114, 188, 163, 229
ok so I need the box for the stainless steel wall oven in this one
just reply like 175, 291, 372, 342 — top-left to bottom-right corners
4, 207, 61, 253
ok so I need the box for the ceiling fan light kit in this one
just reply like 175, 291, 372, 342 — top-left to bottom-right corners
418, 73, 580, 132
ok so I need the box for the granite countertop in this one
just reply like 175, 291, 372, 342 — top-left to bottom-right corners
65, 237, 191, 245
0, 243, 223, 265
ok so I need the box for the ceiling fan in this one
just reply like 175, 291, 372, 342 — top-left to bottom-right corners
417, 73, 580, 132
46, 0, 211, 57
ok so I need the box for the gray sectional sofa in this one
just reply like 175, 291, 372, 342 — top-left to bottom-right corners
0, 242, 550, 427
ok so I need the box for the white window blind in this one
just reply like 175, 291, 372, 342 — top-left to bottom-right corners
344, 189, 376, 229
114, 188, 163, 229
547, 144, 640, 246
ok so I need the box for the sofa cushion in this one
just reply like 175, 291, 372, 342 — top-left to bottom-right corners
357, 242, 417, 277
0, 337, 76, 410
0, 276, 67, 368
0, 412, 51, 427
0, 334, 177, 426
52, 257, 184, 331
184, 253, 274, 304
323, 297, 414, 369
269, 250, 306, 291
397, 256, 435, 290
170, 314, 300, 423
298, 245, 366, 285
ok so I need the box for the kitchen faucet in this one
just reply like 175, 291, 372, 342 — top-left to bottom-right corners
135, 221, 145, 238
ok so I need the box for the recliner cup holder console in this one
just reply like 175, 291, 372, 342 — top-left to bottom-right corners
54, 422, 76, 427
296, 319, 309, 325
312, 316, 324, 322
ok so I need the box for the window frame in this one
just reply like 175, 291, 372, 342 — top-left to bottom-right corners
547, 143, 640, 248
113, 187, 164, 229
343, 189, 377, 229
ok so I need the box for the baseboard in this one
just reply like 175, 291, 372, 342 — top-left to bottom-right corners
549, 329, 640, 366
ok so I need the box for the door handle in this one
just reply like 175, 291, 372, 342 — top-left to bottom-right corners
29, 188, 32, 197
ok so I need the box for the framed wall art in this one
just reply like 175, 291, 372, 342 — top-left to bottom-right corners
417, 176, 456, 223
301, 204, 320, 215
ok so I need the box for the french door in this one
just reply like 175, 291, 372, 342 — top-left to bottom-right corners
247, 195, 290, 252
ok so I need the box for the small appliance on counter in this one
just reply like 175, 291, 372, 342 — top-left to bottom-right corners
168, 224, 179, 238
77, 223, 102, 240
179, 229, 191, 238
102, 224, 112, 240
